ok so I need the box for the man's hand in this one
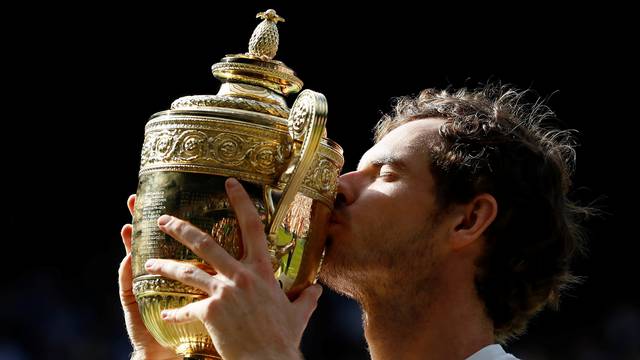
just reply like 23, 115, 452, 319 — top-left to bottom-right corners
119, 194, 179, 360
144, 178, 323, 360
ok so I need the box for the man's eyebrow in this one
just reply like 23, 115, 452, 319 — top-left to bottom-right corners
357, 155, 408, 171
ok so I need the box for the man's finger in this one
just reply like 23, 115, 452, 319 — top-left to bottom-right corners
121, 224, 133, 254
157, 215, 238, 276
127, 194, 136, 217
118, 253, 137, 307
160, 299, 209, 324
225, 178, 269, 262
293, 284, 323, 322
145, 258, 220, 295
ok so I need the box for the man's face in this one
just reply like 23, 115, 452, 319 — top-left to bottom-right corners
320, 119, 448, 298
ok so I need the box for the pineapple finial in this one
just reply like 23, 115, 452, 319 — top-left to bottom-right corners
248, 9, 285, 60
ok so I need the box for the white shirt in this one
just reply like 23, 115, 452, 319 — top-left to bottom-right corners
465, 344, 520, 360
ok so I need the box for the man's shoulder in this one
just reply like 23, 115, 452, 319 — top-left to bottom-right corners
465, 344, 520, 360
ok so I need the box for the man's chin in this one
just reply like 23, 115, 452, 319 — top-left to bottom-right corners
318, 246, 357, 299
318, 265, 355, 299
318, 262, 357, 300
317, 245, 340, 284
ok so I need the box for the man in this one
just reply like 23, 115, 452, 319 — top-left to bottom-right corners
119, 85, 587, 359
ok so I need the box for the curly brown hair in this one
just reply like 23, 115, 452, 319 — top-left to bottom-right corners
374, 85, 589, 342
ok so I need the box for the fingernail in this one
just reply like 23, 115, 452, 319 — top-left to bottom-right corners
161, 310, 170, 319
145, 259, 155, 268
226, 178, 239, 189
157, 215, 172, 226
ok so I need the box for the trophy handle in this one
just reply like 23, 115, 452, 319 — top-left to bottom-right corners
266, 89, 328, 250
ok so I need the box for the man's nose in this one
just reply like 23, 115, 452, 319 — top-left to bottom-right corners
335, 171, 360, 207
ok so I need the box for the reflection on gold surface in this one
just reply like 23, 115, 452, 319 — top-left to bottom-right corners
211, 216, 242, 260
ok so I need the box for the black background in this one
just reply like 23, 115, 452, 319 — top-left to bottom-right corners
4, 2, 637, 359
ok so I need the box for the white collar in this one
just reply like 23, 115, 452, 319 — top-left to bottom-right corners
465, 344, 518, 360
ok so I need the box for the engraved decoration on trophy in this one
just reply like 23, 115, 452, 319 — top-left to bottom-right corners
131, 9, 344, 360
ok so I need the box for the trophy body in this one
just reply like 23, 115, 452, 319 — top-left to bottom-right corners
130, 10, 343, 359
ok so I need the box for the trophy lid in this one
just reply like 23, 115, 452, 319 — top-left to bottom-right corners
170, 9, 302, 118
143, 9, 342, 192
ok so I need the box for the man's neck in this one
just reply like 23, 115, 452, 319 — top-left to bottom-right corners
359, 259, 495, 360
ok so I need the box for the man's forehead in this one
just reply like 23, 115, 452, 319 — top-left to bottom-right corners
358, 121, 443, 170
358, 119, 443, 168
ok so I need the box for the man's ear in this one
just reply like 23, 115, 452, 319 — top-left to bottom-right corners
449, 193, 498, 250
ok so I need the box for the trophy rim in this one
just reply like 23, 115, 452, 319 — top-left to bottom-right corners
149, 108, 289, 130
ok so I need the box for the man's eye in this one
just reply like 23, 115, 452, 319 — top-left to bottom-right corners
377, 167, 396, 180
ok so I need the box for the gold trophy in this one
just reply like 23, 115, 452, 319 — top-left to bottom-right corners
131, 9, 344, 359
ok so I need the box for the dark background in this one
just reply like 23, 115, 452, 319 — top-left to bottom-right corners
4, 2, 637, 359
